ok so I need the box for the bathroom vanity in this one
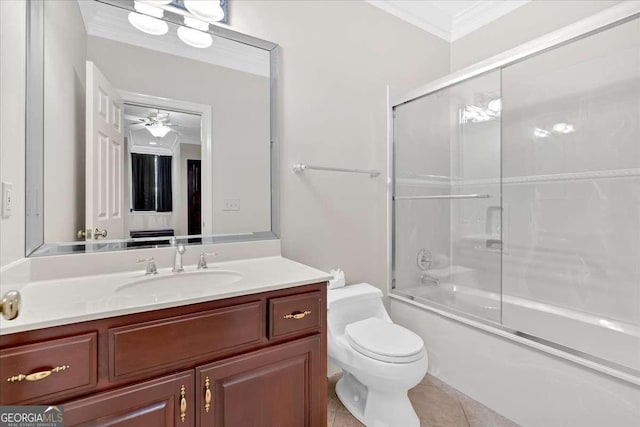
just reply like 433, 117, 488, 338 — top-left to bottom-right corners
0, 257, 329, 426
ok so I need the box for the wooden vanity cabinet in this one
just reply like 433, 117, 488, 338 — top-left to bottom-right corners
63, 371, 195, 427
0, 282, 327, 427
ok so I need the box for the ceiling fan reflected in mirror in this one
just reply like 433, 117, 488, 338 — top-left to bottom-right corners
125, 111, 180, 138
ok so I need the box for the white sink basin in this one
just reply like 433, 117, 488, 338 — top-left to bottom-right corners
116, 270, 243, 298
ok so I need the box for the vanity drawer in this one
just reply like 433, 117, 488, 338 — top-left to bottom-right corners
0, 333, 98, 405
109, 301, 263, 379
269, 291, 322, 339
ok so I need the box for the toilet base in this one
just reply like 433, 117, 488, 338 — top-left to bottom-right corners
335, 372, 420, 427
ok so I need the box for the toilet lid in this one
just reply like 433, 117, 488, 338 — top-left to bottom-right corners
345, 317, 425, 363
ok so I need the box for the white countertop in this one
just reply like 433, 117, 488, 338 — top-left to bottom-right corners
0, 256, 331, 335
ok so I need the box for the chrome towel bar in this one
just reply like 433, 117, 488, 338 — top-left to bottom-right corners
394, 194, 491, 200
293, 163, 380, 178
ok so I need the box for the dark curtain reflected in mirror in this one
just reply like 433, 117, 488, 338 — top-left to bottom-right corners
156, 155, 173, 212
131, 153, 172, 212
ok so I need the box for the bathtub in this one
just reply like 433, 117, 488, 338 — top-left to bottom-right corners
393, 282, 640, 373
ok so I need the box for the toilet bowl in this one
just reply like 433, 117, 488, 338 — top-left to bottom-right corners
328, 283, 428, 427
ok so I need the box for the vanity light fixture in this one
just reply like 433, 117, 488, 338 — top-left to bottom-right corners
128, 12, 169, 35
134, 1, 165, 18
177, 17, 213, 48
183, 0, 225, 22
147, 123, 172, 138
128, 2, 168, 35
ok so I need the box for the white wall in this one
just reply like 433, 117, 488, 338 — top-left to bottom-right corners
229, 0, 450, 292
43, 0, 87, 243
0, 0, 26, 267
450, 0, 622, 71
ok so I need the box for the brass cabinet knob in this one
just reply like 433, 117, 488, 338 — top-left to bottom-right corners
0, 290, 20, 320
77, 229, 87, 240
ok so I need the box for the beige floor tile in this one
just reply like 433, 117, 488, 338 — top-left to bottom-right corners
328, 373, 515, 427
420, 374, 450, 389
327, 410, 337, 426
409, 384, 470, 427
332, 411, 366, 427
457, 392, 519, 427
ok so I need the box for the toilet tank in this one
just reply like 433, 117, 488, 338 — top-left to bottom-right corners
327, 283, 390, 335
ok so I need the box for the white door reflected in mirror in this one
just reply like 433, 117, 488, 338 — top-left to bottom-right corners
85, 61, 125, 241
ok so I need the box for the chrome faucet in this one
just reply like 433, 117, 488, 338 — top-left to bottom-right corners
197, 252, 218, 269
136, 257, 158, 275
173, 243, 186, 272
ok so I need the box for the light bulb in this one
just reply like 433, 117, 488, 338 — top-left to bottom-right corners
183, 0, 225, 22
128, 12, 168, 35
177, 26, 213, 48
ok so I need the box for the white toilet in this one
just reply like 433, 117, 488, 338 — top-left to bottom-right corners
327, 283, 428, 427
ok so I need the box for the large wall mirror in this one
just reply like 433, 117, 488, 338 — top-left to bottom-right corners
26, 0, 279, 256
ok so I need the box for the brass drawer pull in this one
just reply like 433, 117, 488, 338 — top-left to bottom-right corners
6, 365, 70, 383
283, 310, 311, 320
180, 385, 187, 422
204, 377, 212, 413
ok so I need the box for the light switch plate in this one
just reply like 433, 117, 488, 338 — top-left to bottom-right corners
2, 182, 14, 218
223, 198, 240, 211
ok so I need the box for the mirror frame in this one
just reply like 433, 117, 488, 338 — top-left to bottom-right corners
25, 0, 280, 256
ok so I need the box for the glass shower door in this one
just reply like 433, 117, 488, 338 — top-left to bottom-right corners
500, 17, 640, 371
393, 70, 502, 322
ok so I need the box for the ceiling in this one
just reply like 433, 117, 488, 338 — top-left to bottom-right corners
125, 104, 201, 154
366, 0, 530, 42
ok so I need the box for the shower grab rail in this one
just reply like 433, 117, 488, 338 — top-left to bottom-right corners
293, 163, 380, 177
394, 194, 491, 200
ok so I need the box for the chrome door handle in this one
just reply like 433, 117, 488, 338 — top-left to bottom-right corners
93, 228, 108, 239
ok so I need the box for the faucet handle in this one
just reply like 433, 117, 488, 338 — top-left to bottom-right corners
136, 257, 158, 275
197, 252, 217, 269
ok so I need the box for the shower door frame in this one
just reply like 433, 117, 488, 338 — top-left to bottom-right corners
387, 1, 640, 386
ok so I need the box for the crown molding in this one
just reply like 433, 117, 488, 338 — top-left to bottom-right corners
366, 0, 453, 41
452, 0, 531, 41
366, 0, 530, 42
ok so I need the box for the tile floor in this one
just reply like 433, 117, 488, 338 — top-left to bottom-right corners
327, 373, 519, 427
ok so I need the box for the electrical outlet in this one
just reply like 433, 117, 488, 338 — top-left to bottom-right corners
2, 182, 14, 218
223, 198, 240, 211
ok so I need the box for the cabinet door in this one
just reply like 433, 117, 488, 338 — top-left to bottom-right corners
196, 335, 325, 427
62, 371, 194, 426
